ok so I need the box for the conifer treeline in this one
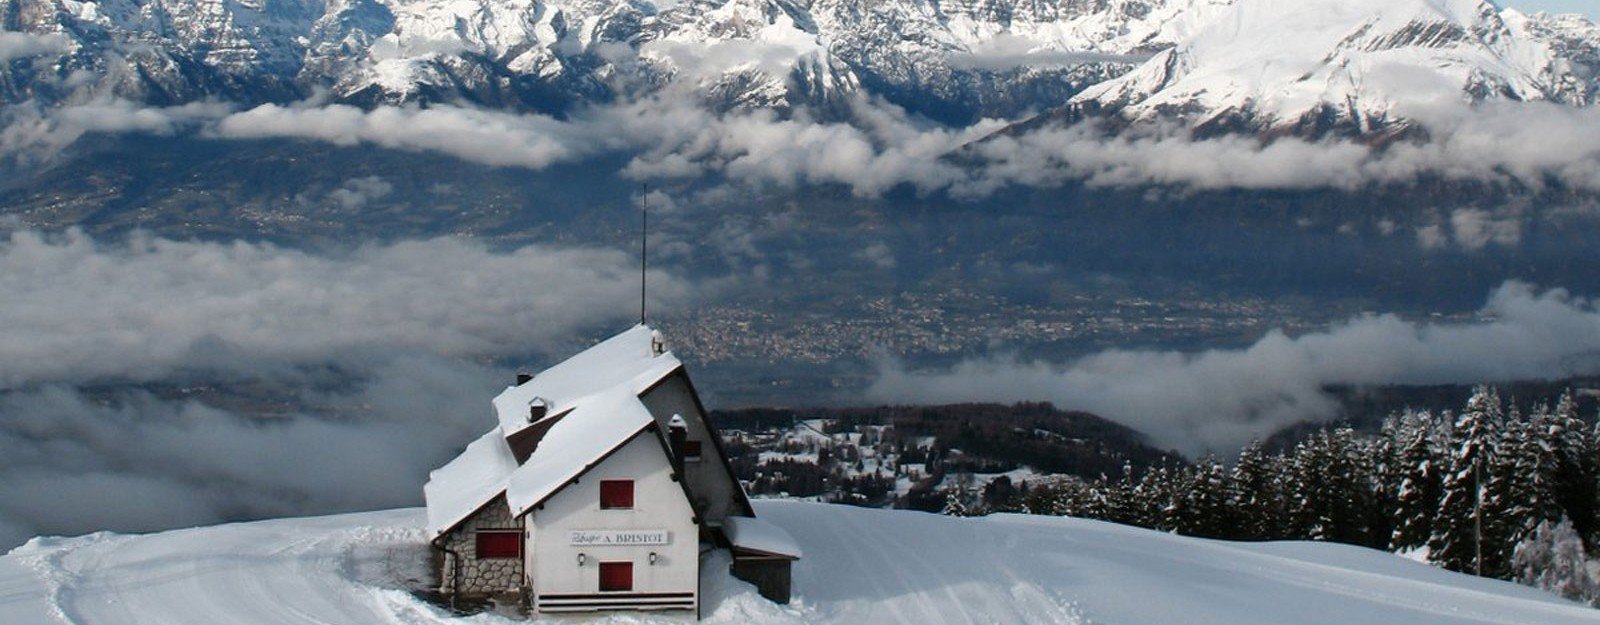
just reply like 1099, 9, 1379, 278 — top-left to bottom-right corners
981, 387, 1600, 599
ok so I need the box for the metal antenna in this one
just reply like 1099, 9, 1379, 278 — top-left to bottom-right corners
640, 185, 648, 325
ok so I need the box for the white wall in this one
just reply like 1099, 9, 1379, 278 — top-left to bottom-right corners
527, 432, 699, 599
640, 373, 750, 524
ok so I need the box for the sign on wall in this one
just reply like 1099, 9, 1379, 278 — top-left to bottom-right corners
569, 530, 671, 546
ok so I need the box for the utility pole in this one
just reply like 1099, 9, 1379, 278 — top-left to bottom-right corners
633, 184, 640, 322
1474, 461, 1482, 577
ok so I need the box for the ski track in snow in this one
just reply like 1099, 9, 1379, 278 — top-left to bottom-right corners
1, 502, 1598, 625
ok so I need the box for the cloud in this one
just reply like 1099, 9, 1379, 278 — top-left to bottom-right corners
857, 242, 896, 269
6, 93, 1600, 198
1413, 207, 1524, 251
0, 354, 503, 549
327, 175, 394, 210
210, 103, 609, 169
0, 228, 698, 551
0, 100, 230, 168
640, 14, 824, 80
620, 98, 1000, 197
0, 229, 690, 388
868, 281, 1600, 455
0, 31, 66, 62
948, 34, 1157, 70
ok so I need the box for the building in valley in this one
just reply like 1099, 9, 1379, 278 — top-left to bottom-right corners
423, 324, 799, 616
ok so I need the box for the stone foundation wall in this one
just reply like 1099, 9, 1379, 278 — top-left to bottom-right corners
438, 495, 526, 598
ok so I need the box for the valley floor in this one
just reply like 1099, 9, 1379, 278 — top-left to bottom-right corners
0, 501, 1594, 625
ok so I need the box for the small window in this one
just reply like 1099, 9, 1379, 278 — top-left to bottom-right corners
682, 440, 703, 461
600, 480, 634, 509
475, 530, 521, 559
599, 561, 633, 591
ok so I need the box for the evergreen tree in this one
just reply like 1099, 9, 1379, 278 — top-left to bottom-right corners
1512, 409, 1563, 535
1430, 386, 1501, 575
1513, 517, 1600, 606
942, 489, 968, 517
1128, 465, 1172, 529
1233, 439, 1285, 539
1390, 421, 1444, 551
1104, 462, 1139, 526
1284, 437, 1321, 540
1550, 390, 1599, 542
1170, 456, 1236, 538
1478, 414, 1525, 576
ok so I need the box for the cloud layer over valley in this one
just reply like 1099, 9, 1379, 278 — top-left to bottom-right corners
6, 95, 1600, 199
870, 282, 1600, 455
0, 230, 691, 551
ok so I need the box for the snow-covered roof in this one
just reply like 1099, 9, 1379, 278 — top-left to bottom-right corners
492, 325, 680, 439
723, 515, 802, 559
505, 391, 657, 517
424, 324, 684, 538
423, 428, 520, 537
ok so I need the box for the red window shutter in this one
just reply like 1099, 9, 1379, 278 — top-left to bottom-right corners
475, 530, 522, 559
600, 480, 634, 509
599, 561, 633, 591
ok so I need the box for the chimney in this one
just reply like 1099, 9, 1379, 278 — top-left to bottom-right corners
516, 373, 533, 386
528, 396, 549, 423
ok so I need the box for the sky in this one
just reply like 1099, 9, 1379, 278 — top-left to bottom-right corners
1505, 0, 1598, 18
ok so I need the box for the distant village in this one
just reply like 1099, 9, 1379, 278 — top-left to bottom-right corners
711, 403, 1180, 514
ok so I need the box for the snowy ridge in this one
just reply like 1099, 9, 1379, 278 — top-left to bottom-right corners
2, 502, 1598, 625
1066, 0, 1600, 135
2, 0, 1596, 134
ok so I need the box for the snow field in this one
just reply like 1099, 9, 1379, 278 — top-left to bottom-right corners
2, 501, 1597, 625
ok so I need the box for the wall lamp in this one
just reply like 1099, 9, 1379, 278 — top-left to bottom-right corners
577, 553, 587, 566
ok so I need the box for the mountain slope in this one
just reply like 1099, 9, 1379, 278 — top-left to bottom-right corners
2, 0, 1597, 135
0, 0, 1214, 120
1064, 0, 1600, 135
1, 501, 1595, 625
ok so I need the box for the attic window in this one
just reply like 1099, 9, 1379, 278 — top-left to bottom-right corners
600, 480, 634, 510
475, 530, 522, 559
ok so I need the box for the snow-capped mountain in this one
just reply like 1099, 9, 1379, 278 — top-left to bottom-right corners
1, 0, 1596, 133
1062, 0, 1600, 136
0, 0, 1227, 121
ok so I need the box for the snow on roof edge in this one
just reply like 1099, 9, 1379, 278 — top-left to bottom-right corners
724, 515, 802, 559
423, 428, 518, 537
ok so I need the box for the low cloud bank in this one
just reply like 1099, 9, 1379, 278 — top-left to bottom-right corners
6, 95, 1600, 198
0, 31, 65, 62
869, 282, 1600, 455
212, 103, 609, 169
0, 229, 689, 387
0, 356, 500, 551
0, 230, 692, 550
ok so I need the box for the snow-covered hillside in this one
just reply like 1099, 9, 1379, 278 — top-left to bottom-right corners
1, 501, 1595, 625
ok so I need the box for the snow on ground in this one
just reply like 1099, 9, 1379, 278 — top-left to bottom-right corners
2, 502, 1597, 625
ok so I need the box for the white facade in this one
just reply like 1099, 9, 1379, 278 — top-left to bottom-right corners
527, 431, 699, 612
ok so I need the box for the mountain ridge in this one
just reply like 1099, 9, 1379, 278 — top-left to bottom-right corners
5, 0, 1593, 136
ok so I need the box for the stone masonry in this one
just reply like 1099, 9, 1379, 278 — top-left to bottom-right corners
438, 495, 525, 598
